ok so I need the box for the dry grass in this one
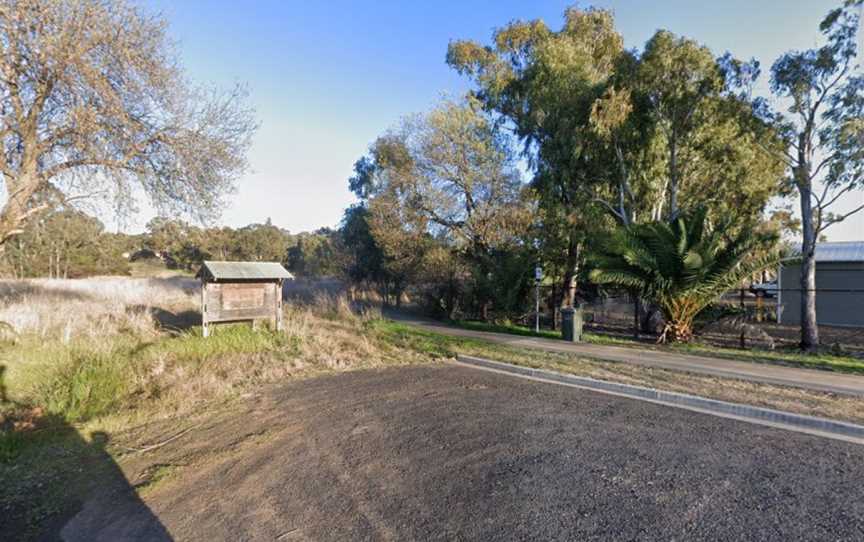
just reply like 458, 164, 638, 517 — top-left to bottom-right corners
0, 277, 431, 439
0, 277, 198, 341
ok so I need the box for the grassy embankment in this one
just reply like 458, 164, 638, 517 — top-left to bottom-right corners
0, 278, 430, 452
449, 319, 864, 375
0, 276, 439, 536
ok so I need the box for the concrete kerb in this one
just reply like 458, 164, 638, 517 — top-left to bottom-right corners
456, 355, 864, 446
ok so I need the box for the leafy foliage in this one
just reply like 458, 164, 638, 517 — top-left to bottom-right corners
0, 209, 130, 278
351, 96, 536, 317
447, 7, 786, 311
590, 209, 781, 342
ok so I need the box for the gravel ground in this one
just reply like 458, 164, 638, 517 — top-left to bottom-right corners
61, 364, 864, 541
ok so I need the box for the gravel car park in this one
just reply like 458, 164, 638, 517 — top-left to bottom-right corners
58, 364, 864, 541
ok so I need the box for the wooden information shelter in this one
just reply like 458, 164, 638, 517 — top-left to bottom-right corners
196, 261, 293, 337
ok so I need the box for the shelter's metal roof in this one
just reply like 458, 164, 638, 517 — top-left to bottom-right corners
197, 261, 294, 280
787, 241, 864, 263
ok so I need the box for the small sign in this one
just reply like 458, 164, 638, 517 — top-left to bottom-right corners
535, 266, 543, 281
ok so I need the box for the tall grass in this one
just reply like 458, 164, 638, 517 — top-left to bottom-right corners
0, 277, 429, 442
0, 277, 198, 340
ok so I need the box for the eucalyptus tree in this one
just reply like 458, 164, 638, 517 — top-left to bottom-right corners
768, 0, 864, 351
0, 0, 256, 248
368, 97, 531, 257
1, 208, 125, 278
448, 7, 785, 308
448, 8, 632, 306
363, 97, 534, 316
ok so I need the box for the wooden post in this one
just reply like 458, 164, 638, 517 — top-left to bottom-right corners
756, 295, 764, 323
275, 280, 283, 332
201, 281, 210, 338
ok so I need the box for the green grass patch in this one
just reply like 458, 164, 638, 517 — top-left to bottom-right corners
450, 319, 562, 340
447, 318, 635, 346
668, 342, 864, 375
371, 319, 567, 368
1, 323, 300, 425
143, 323, 301, 365
432, 318, 864, 375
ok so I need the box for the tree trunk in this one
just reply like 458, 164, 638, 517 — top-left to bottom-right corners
668, 136, 679, 221
796, 138, 819, 352
0, 167, 41, 248
560, 237, 580, 309
799, 191, 819, 351
394, 282, 403, 309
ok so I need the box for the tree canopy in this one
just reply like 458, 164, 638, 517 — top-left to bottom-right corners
0, 0, 257, 247
447, 6, 786, 310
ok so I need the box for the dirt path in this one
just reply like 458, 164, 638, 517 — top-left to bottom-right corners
55, 364, 864, 541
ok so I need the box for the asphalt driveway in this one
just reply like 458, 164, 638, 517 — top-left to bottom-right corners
62, 364, 864, 541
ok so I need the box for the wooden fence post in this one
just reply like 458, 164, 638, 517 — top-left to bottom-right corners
201, 282, 210, 338
276, 280, 284, 332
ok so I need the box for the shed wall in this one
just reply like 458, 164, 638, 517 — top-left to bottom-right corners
779, 262, 864, 328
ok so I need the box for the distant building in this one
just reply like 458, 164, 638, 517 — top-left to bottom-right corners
778, 241, 864, 328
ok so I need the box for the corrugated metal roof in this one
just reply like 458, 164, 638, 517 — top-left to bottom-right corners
787, 241, 864, 263
197, 261, 294, 280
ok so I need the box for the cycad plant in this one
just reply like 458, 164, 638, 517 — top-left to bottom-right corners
589, 209, 780, 343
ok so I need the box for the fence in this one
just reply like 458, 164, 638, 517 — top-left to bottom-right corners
519, 286, 864, 354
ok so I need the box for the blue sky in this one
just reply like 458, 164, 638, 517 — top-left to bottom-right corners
140, 0, 863, 241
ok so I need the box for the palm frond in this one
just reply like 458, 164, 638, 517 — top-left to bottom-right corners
588, 208, 780, 341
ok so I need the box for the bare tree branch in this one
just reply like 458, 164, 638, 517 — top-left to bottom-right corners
0, 0, 257, 246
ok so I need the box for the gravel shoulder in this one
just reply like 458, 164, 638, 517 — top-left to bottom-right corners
58, 364, 864, 541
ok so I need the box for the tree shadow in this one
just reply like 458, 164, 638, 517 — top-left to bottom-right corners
0, 366, 173, 541
127, 305, 201, 333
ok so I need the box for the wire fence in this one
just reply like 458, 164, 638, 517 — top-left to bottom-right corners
521, 286, 864, 355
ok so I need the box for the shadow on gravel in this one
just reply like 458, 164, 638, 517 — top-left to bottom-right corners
0, 368, 172, 541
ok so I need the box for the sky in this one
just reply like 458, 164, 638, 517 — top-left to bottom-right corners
136, 0, 864, 241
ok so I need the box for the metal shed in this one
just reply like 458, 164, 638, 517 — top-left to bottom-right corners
778, 242, 864, 328
196, 261, 294, 337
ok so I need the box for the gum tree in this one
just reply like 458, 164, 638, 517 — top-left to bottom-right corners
0, 0, 256, 248
364, 97, 534, 317
769, 0, 864, 350
448, 7, 785, 309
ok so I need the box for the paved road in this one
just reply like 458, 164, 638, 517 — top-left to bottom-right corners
392, 313, 864, 397
64, 364, 864, 541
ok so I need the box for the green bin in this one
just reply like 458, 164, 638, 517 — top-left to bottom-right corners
561, 305, 583, 343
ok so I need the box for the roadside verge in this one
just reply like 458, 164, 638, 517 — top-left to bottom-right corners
456, 355, 864, 445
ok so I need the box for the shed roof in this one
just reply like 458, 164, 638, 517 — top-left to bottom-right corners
197, 261, 294, 281
788, 241, 864, 263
